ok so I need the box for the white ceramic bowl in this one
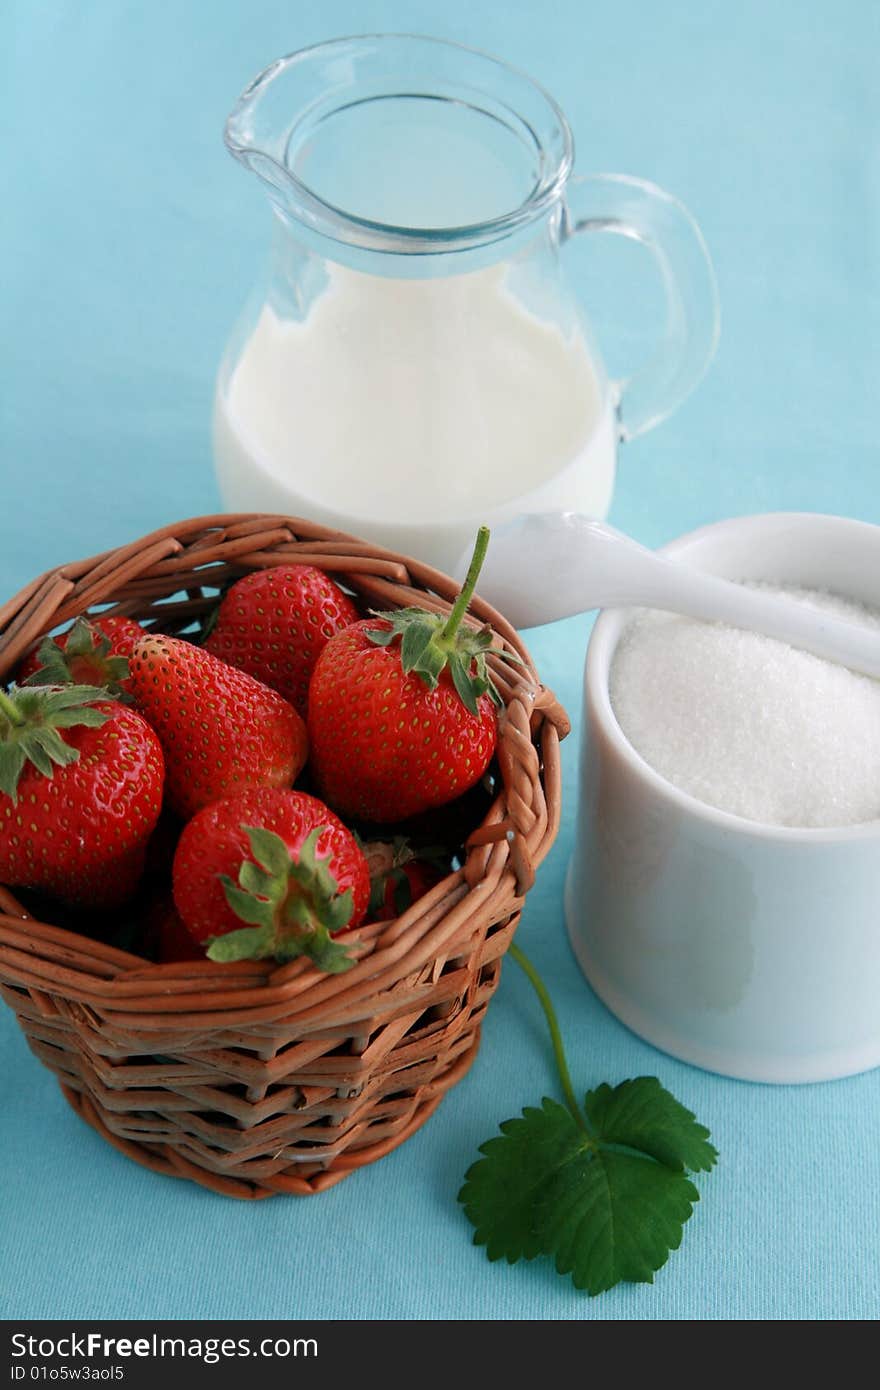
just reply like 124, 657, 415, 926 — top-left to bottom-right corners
565, 512, 880, 1083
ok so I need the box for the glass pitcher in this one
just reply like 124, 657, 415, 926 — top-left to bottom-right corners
213, 34, 719, 615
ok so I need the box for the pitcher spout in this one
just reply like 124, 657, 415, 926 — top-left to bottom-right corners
221, 34, 571, 258
223, 55, 308, 217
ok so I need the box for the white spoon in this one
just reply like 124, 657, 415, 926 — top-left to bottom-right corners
473, 513, 880, 678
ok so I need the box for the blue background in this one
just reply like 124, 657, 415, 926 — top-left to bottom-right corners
2, 0, 879, 1321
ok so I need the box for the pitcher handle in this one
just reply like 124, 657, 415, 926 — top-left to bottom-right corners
561, 173, 720, 442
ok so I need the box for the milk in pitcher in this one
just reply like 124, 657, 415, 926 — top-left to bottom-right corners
213, 262, 617, 573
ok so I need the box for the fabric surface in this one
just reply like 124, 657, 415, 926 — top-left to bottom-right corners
2, 0, 879, 1321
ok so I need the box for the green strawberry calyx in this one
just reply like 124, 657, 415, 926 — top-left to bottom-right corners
364, 525, 520, 718
0, 683, 112, 803
23, 617, 131, 698
208, 825, 356, 972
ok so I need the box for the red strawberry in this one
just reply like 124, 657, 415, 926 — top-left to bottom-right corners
204, 565, 359, 716
134, 892, 205, 963
18, 614, 143, 696
142, 808, 183, 885
156, 899, 204, 963
172, 787, 369, 971
0, 684, 164, 909
363, 838, 447, 921
308, 527, 502, 823
127, 634, 308, 820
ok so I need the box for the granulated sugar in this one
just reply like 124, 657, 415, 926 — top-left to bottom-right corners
609, 585, 880, 827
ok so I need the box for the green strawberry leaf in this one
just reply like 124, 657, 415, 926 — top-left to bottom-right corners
207, 922, 276, 962
24, 617, 131, 697
246, 824, 294, 879
459, 1097, 586, 1263
538, 1146, 700, 1295
0, 744, 26, 798
457, 947, 716, 1298
19, 733, 56, 778
213, 824, 357, 971
459, 1066, 715, 1296
362, 625, 396, 648
0, 683, 112, 801
238, 858, 280, 901
219, 875, 275, 929
44, 705, 108, 728
320, 887, 355, 933
33, 684, 111, 712
361, 527, 521, 717
585, 1077, 718, 1174
447, 648, 479, 717
400, 617, 437, 678
307, 933, 356, 974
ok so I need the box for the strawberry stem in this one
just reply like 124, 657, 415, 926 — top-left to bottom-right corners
509, 942, 590, 1136
439, 525, 490, 646
364, 525, 504, 716
0, 688, 26, 727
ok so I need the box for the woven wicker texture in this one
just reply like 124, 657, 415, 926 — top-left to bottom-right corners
0, 515, 569, 1198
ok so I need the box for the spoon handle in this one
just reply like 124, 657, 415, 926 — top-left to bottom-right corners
472, 516, 880, 677
645, 551, 880, 679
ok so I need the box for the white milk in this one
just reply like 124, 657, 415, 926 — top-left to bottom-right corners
213, 262, 617, 574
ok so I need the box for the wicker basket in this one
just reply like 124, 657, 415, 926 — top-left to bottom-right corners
0, 515, 568, 1198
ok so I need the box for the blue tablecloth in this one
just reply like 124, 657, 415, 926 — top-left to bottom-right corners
2, 0, 879, 1321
